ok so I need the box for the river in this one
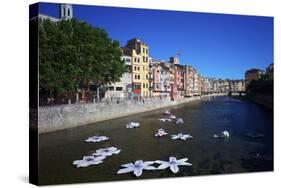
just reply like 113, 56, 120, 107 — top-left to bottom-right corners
38, 96, 273, 185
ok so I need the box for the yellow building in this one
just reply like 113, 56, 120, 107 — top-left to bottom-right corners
123, 38, 150, 98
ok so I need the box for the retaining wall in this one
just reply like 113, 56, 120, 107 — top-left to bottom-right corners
37, 95, 221, 134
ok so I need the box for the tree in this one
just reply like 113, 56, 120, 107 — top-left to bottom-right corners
39, 19, 126, 105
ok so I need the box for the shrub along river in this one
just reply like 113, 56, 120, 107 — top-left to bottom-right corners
39, 96, 273, 185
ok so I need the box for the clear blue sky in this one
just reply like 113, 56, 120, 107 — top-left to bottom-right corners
36, 2, 273, 79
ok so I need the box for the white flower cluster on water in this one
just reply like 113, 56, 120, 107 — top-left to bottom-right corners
176, 118, 184, 124
155, 128, 168, 137
73, 146, 121, 168
117, 157, 192, 177
73, 155, 106, 168
171, 133, 193, 140
85, 136, 109, 143
126, 122, 140, 128
213, 130, 230, 138
93, 147, 121, 156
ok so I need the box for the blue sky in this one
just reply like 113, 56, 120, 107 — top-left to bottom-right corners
37, 3, 273, 79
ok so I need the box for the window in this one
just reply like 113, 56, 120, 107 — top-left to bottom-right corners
146, 74, 148, 80
146, 49, 148, 54
143, 47, 145, 54
108, 86, 114, 91
134, 66, 136, 71
143, 83, 145, 88
68, 8, 70, 16
143, 56, 145, 62
138, 75, 140, 79
146, 83, 148, 88
134, 57, 137, 62
116, 87, 123, 91
146, 57, 148, 63
137, 67, 140, 71
143, 66, 145, 71
133, 84, 140, 90
138, 58, 140, 63
135, 75, 137, 79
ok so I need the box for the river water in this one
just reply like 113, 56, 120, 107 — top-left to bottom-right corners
39, 96, 273, 185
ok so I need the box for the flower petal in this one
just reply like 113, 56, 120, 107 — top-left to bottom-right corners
90, 160, 103, 165
113, 149, 121, 154
73, 160, 82, 165
155, 160, 166, 164
121, 163, 134, 168
170, 164, 179, 173
157, 162, 170, 170
134, 167, 143, 177
117, 167, 134, 174
169, 157, 177, 162
180, 162, 192, 166
176, 158, 188, 165
143, 165, 156, 170
76, 160, 91, 168
94, 155, 106, 162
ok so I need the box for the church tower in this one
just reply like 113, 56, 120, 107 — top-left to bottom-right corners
60, 4, 73, 20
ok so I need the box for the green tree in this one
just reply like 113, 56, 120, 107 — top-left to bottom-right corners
39, 19, 125, 104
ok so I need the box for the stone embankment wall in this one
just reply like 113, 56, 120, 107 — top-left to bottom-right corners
37, 94, 222, 134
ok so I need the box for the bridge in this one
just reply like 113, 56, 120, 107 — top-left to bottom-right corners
228, 91, 246, 96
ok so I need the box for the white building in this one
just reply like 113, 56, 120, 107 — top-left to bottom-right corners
30, 4, 73, 22
104, 56, 133, 100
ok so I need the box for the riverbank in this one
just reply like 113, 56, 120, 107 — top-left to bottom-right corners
247, 92, 273, 110
35, 94, 225, 134
230, 93, 273, 110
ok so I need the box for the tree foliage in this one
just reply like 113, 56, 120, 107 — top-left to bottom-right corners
248, 71, 273, 95
39, 19, 125, 102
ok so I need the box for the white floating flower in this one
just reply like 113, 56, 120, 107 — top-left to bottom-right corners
163, 110, 171, 115
171, 133, 193, 140
175, 118, 184, 124
93, 147, 121, 156
168, 115, 176, 119
155, 128, 168, 137
85, 136, 109, 143
117, 160, 156, 177
73, 155, 106, 168
213, 134, 220, 138
165, 118, 172, 122
155, 157, 192, 173
159, 118, 166, 122
126, 122, 140, 128
221, 131, 230, 138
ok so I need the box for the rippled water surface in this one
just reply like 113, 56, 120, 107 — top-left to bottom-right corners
39, 96, 273, 185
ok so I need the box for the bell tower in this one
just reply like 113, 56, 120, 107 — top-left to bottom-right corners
60, 4, 73, 20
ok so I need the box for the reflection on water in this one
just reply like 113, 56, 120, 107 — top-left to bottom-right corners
39, 96, 273, 185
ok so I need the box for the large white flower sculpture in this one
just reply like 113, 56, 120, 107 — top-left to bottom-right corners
85, 136, 109, 143
73, 155, 106, 168
117, 160, 156, 177
155, 157, 192, 173
126, 122, 140, 128
93, 147, 121, 156
171, 133, 193, 140
155, 128, 168, 137
175, 118, 184, 124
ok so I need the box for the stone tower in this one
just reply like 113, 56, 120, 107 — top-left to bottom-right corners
60, 4, 73, 20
